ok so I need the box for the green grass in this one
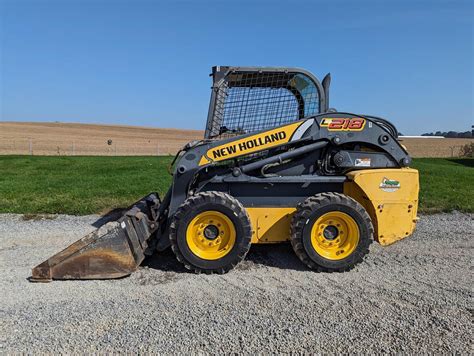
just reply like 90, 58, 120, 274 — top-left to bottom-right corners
411, 158, 473, 213
0, 156, 472, 215
0, 156, 173, 215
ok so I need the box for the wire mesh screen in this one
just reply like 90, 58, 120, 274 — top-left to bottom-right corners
205, 70, 321, 139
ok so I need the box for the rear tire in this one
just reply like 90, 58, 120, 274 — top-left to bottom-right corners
169, 191, 252, 274
290, 192, 373, 272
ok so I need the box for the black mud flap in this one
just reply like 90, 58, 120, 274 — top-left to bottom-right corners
30, 194, 161, 282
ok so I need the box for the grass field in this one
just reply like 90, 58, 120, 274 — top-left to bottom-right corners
0, 156, 472, 215
0, 156, 174, 215
411, 158, 473, 213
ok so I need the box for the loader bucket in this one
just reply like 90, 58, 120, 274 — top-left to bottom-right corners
30, 194, 161, 282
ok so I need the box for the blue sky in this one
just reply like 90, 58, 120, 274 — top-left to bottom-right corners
0, 0, 472, 135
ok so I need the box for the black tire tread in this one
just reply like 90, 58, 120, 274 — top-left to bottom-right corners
290, 192, 374, 272
169, 191, 252, 274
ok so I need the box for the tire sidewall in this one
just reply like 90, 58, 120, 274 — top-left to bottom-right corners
175, 201, 250, 270
301, 203, 370, 269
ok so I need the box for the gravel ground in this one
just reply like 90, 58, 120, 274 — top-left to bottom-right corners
0, 212, 472, 353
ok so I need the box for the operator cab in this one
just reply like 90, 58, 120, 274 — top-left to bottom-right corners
204, 66, 329, 139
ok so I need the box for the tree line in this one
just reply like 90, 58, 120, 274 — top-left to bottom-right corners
421, 130, 473, 138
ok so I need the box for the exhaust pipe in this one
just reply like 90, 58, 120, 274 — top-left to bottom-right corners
322, 73, 331, 112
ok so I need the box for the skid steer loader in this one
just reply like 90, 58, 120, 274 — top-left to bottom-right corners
31, 66, 419, 281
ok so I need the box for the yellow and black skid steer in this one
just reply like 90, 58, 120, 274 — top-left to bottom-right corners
31, 66, 419, 281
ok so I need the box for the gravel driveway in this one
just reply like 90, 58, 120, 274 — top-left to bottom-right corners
0, 212, 472, 353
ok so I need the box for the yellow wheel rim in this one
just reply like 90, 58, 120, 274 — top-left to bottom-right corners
310, 212, 360, 260
186, 211, 236, 260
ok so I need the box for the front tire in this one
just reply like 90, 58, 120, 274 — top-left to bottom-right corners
169, 191, 252, 274
290, 192, 373, 272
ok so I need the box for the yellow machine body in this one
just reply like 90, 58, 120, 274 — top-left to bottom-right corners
344, 168, 419, 245
247, 207, 295, 243
246, 168, 419, 246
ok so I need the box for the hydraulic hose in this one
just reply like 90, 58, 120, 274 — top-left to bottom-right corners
240, 141, 328, 174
